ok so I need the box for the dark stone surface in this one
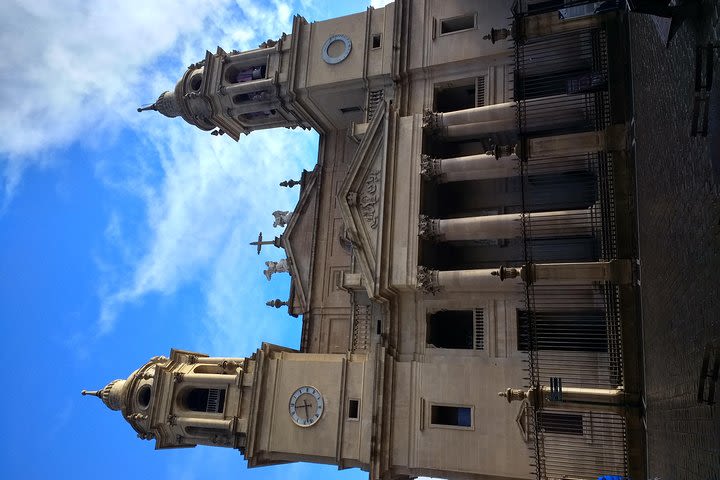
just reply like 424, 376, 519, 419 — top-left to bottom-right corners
629, 4, 720, 479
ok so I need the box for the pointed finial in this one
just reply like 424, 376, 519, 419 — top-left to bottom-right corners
137, 103, 157, 113
279, 179, 301, 188
266, 299, 288, 308
81, 389, 102, 398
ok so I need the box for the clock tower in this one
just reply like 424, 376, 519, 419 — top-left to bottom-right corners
83, 344, 376, 470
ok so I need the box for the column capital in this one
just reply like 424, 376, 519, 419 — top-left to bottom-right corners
418, 215, 441, 241
419, 154, 442, 180
422, 109, 441, 132
416, 266, 441, 295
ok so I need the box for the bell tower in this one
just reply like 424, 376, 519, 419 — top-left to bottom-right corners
82, 349, 252, 450
138, 37, 312, 141
83, 345, 375, 471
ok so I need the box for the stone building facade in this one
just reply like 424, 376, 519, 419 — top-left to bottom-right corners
88, 1, 644, 479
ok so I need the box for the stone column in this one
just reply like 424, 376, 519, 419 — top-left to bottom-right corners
225, 47, 275, 64
424, 104, 516, 137
420, 150, 519, 183
416, 266, 522, 294
521, 11, 607, 39
181, 373, 237, 386
530, 260, 632, 285
176, 416, 233, 431
223, 78, 274, 97
423, 95, 587, 138
417, 260, 632, 294
499, 385, 640, 416
230, 100, 276, 116
419, 209, 594, 242
526, 130, 609, 157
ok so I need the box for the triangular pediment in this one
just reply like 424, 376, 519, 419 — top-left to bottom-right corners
337, 101, 391, 298
282, 167, 320, 314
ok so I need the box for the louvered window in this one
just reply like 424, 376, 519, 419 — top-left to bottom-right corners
475, 76, 486, 107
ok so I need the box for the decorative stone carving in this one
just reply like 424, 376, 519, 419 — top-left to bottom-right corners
490, 143, 517, 159
259, 38, 278, 48
418, 215, 440, 241
359, 169, 380, 229
346, 191, 358, 207
416, 266, 441, 295
167, 414, 177, 426
264, 259, 290, 281
491, 266, 520, 281
272, 210, 292, 228
173, 372, 184, 383
498, 387, 527, 403
422, 109, 440, 132
420, 154, 441, 180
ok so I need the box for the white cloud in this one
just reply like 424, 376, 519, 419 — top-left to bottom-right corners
97, 119, 317, 334
369, 0, 394, 8
0, 0, 233, 204
0, 0, 314, 335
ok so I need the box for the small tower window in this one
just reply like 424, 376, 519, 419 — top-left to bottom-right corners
439, 14, 476, 35
137, 385, 152, 410
185, 388, 226, 413
189, 73, 203, 91
430, 405, 473, 428
371, 34, 381, 49
348, 399, 360, 420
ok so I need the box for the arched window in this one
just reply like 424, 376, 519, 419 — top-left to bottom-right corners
184, 388, 226, 413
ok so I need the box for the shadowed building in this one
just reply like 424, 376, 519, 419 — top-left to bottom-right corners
88, 1, 644, 479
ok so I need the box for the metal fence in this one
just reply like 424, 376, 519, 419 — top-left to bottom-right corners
514, 13, 629, 480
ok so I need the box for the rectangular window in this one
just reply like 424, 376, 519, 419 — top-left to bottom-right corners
434, 77, 486, 112
540, 411, 583, 435
348, 399, 360, 420
340, 106, 362, 114
427, 308, 484, 350
440, 14, 475, 35
430, 405, 472, 427
371, 34, 381, 49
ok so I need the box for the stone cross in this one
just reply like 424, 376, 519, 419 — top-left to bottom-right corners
249, 232, 282, 254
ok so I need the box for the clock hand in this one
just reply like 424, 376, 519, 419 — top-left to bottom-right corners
301, 400, 311, 419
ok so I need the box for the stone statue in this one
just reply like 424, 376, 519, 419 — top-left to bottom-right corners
264, 259, 290, 281
272, 210, 292, 228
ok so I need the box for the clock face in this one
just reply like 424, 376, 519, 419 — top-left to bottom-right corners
289, 386, 324, 427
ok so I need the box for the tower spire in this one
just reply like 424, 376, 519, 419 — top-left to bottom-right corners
81, 389, 102, 398
136, 103, 158, 113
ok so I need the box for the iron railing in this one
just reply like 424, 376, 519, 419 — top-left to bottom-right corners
515, 11, 629, 480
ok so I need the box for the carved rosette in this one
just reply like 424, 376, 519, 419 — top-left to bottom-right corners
422, 109, 440, 132
419, 154, 442, 180
416, 266, 441, 295
418, 215, 441, 241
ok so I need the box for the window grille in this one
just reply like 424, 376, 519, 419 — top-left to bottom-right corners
367, 90, 384, 122
473, 308, 485, 350
206, 388, 221, 413
475, 76, 486, 107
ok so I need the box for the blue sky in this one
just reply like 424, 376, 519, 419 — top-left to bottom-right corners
0, 1, 411, 479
